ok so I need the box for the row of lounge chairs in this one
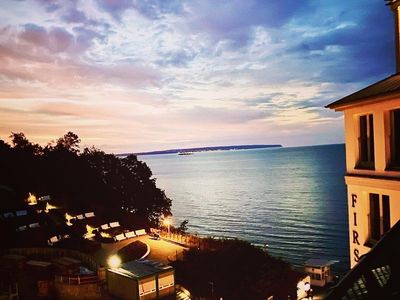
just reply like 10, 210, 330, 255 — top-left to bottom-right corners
47, 234, 71, 245
74, 212, 95, 220
16, 222, 40, 231
100, 221, 120, 230
113, 229, 146, 241
1, 210, 28, 218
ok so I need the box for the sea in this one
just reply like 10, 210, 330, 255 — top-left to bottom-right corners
140, 144, 349, 274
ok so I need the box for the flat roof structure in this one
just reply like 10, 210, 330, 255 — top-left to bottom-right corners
109, 260, 173, 279
305, 259, 337, 268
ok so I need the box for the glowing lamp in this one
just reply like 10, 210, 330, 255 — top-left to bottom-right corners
304, 282, 311, 292
65, 213, 74, 226
86, 224, 96, 235
108, 255, 121, 269
100, 232, 111, 238
26, 193, 37, 205
163, 217, 172, 234
45, 202, 57, 213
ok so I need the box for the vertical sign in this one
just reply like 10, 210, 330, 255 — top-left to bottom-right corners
351, 194, 360, 263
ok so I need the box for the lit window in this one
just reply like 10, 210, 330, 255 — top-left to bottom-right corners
357, 114, 375, 169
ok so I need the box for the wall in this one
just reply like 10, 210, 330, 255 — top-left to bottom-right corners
341, 97, 400, 268
54, 281, 103, 300
343, 97, 400, 176
346, 177, 400, 268
107, 270, 139, 300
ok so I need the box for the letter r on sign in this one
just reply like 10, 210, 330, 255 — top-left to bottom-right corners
353, 230, 360, 245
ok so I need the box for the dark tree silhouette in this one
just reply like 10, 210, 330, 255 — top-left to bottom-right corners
177, 219, 189, 234
172, 239, 303, 300
55, 131, 81, 153
0, 132, 172, 227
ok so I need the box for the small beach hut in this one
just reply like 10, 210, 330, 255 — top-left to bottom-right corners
107, 260, 174, 300
304, 258, 336, 287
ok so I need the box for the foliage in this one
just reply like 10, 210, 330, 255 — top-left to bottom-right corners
177, 219, 189, 234
0, 132, 171, 226
171, 239, 303, 300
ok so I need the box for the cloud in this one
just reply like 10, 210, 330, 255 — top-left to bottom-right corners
95, 0, 134, 20
18, 24, 75, 53
0, 0, 395, 152
183, 0, 311, 47
61, 8, 89, 24
34, 0, 64, 12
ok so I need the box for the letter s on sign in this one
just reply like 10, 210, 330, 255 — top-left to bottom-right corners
354, 248, 360, 262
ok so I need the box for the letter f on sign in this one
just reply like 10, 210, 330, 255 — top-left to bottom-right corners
352, 194, 357, 208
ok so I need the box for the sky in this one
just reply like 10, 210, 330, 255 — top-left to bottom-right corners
0, 0, 396, 153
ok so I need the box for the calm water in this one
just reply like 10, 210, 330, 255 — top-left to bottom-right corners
140, 144, 349, 273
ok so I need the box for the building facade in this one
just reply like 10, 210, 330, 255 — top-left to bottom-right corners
327, 0, 400, 269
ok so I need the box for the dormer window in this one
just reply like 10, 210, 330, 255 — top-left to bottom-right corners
389, 109, 400, 169
357, 114, 375, 169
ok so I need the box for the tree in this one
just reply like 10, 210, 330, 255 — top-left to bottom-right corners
9, 132, 42, 155
0, 131, 172, 227
172, 239, 303, 300
177, 219, 189, 234
10, 132, 31, 149
55, 131, 81, 153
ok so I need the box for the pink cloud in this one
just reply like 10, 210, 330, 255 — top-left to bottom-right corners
0, 25, 160, 89
18, 24, 75, 53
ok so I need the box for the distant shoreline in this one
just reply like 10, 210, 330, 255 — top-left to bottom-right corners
118, 144, 282, 157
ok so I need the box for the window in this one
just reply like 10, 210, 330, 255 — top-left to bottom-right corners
382, 195, 390, 233
369, 193, 380, 241
357, 114, 375, 169
389, 109, 400, 168
369, 194, 391, 243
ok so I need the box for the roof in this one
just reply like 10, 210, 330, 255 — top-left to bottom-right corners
326, 74, 400, 110
326, 220, 400, 299
108, 259, 173, 279
305, 258, 338, 267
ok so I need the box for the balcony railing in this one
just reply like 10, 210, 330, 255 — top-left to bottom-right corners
55, 274, 99, 285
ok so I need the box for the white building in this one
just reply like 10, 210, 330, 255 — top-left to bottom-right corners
327, 0, 400, 269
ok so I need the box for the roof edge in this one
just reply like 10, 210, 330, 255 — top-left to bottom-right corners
325, 73, 398, 110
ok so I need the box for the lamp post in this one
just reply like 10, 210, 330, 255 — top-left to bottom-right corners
163, 217, 172, 235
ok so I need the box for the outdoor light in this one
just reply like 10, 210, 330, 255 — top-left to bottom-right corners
45, 202, 57, 213
108, 255, 121, 269
86, 224, 96, 235
100, 232, 111, 238
26, 193, 37, 205
163, 217, 172, 234
65, 213, 74, 226
84, 224, 97, 239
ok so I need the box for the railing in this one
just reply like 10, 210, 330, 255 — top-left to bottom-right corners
55, 274, 99, 285
326, 220, 400, 299
160, 231, 241, 256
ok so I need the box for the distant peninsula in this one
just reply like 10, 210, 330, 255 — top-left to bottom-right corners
119, 144, 282, 156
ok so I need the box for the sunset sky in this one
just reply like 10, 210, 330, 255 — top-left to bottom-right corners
0, 0, 395, 153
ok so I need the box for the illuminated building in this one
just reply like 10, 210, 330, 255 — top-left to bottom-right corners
327, 0, 400, 269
